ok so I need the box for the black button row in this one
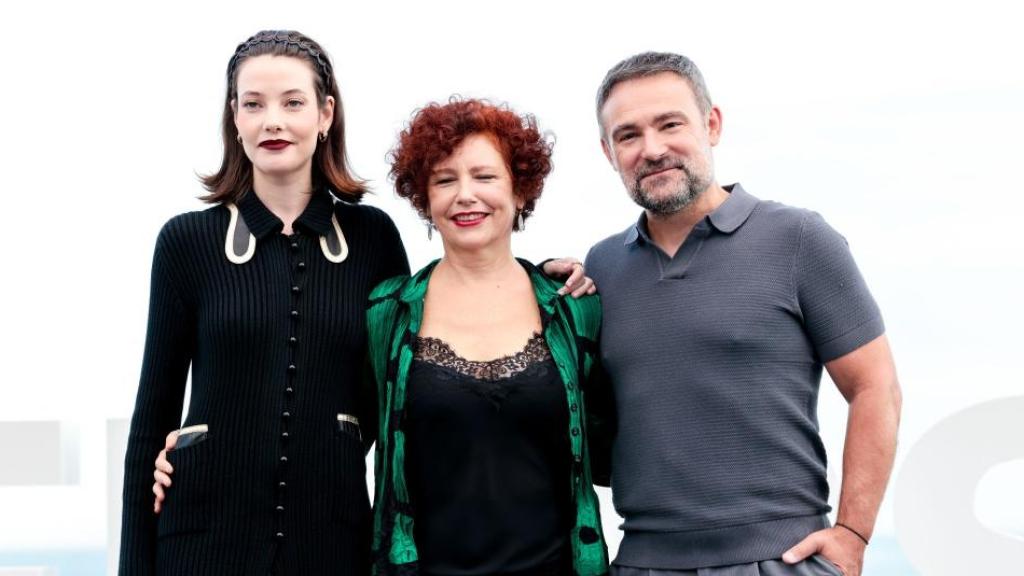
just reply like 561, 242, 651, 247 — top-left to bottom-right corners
277, 235, 305, 541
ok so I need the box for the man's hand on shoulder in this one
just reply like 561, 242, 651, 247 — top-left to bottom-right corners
541, 258, 597, 298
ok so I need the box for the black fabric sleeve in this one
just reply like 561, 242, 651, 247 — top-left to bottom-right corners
119, 223, 196, 575
583, 352, 616, 487
376, 211, 411, 283
359, 211, 408, 454
358, 354, 378, 455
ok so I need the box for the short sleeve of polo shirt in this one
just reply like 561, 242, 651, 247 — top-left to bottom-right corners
794, 211, 884, 362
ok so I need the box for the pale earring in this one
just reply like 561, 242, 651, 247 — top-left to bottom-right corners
516, 210, 526, 231
426, 220, 434, 240
236, 134, 242, 144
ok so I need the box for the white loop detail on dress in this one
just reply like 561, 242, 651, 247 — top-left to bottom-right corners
225, 203, 256, 264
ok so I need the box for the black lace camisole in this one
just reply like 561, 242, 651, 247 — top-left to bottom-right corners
404, 332, 573, 576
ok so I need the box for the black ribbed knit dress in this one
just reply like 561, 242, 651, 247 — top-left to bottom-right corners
119, 189, 409, 576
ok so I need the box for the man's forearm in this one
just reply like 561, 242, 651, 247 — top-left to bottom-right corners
834, 379, 902, 540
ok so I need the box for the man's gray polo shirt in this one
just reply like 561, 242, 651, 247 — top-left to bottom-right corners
585, 184, 884, 569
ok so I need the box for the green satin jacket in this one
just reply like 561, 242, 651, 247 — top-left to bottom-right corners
365, 258, 610, 576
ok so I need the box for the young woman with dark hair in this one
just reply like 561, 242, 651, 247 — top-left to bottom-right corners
119, 30, 407, 575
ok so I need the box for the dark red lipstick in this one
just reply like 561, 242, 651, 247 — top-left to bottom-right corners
259, 139, 291, 150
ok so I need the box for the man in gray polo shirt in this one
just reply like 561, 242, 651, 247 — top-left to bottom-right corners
585, 52, 902, 576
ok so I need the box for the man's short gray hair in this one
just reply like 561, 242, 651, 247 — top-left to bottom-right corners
596, 52, 713, 138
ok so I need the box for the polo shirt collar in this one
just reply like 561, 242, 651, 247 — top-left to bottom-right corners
236, 188, 335, 239
707, 183, 758, 233
624, 213, 654, 246
623, 182, 757, 245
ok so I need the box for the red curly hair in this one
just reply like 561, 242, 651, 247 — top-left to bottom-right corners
388, 98, 553, 230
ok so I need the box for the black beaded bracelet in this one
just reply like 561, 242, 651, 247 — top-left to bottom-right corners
835, 522, 870, 545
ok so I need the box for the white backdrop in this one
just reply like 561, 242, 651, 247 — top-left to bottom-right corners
1, 1, 1021, 574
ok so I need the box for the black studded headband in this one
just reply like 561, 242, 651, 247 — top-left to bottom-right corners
226, 31, 332, 93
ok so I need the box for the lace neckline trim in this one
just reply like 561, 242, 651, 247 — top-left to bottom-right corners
413, 332, 551, 381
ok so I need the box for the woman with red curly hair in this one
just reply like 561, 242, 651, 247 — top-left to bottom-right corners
366, 98, 612, 576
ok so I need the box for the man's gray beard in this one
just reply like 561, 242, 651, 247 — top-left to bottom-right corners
629, 163, 710, 216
